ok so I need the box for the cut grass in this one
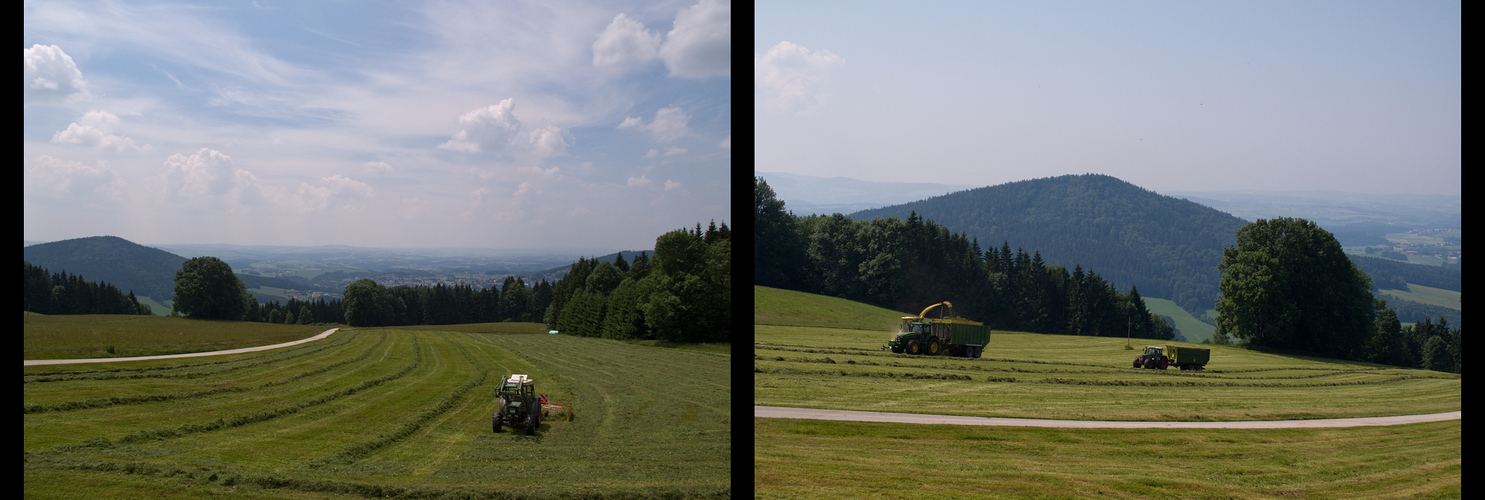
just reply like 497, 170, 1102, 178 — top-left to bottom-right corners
23, 314, 333, 361
1377, 283, 1461, 311
25, 322, 729, 498
754, 417, 1461, 500
756, 325, 1460, 421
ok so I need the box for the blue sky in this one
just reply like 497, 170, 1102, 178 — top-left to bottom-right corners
755, 0, 1459, 196
25, 0, 730, 251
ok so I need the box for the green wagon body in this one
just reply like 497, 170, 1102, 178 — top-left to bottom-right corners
1166, 345, 1210, 366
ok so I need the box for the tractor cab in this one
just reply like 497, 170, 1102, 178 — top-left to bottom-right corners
1142, 346, 1164, 358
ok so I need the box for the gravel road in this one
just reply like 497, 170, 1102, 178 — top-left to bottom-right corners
754, 405, 1461, 429
23, 328, 342, 366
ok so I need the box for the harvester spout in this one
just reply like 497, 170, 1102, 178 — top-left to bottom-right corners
918, 301, 952, 319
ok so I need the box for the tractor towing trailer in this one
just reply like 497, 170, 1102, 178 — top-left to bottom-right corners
883, 301, 991, 358
1133, 345, 1210, 371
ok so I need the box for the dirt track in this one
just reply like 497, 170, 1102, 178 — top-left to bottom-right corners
23, 328, 341, 366
754, 405, 1461, 429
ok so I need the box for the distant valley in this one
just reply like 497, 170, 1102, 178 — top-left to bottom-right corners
23, 237, 648, 314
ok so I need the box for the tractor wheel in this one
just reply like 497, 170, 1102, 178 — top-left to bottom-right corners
927, 338, 941, 356
1159, 359, 1168, 370
1133, 358, 1142, 368
972, 347, 982, 359
492, 416, 502, 433
906, 340, 921, 355
1144, 358, 1155, 369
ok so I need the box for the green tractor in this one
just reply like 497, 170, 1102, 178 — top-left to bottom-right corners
493, 374, 541, 435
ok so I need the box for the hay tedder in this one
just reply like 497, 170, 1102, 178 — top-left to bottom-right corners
492, 374, 571, 435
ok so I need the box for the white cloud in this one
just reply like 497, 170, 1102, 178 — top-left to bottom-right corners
644, 149, 659, 158
664, 180, 681, 191
24, 44, 88, 103
363, 161, 393, 173
163, 148, 239, 199
617, 106, 690, 143
512, 181, 536, 205
719, 134, 730, 149
592, 13, 660, 72
627, 174, 653, 188
321, 174, 375, 199
28, 155, 122, 198
438, 98, 567, 158
755, 41, 844, 115
50, 110, 148, 151
660, 0, 730, 78
663, 147, 687, 156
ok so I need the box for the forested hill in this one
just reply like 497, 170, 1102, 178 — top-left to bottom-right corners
849, 174, 1248, 314
22, 236, 187, 302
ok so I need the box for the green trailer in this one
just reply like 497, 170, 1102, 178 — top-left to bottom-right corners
1133, 345, 1210, 371
884, 302, 991, 358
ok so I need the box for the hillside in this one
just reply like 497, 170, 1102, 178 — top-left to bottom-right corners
850, 174, 1249, 314
23, 236, 187, 304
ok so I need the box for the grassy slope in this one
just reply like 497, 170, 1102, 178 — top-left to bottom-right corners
754, 286, 1461, 499
753, 285, 906, 332
23, 314, 333, 360
1378, 283, 1461, 311
24, 322, 729, 498
1141, 297, 1215, 343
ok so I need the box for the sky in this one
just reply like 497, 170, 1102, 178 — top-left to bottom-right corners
24, 0, 730, 251
755, 0, 1460, 196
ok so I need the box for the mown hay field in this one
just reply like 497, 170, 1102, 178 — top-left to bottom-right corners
754, 286, 1460, 499
754, 287, 1460, 422
25, 322, 730, 499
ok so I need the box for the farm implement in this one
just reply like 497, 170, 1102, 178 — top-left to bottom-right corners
492, 374, 572, 435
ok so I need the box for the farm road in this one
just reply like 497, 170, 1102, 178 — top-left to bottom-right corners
23, 328, 341, 366
755, 406, 1461, 429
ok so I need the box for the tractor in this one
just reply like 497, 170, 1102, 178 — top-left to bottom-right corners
1133, 345, 1209, 371
493, 374, 542, 435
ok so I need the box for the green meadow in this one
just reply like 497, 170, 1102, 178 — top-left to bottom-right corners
25, 320, 729, 498
754, 285, 1461, 499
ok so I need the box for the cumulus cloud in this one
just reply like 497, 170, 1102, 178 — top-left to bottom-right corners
617, 106, 689, 143
627, 174, 653, 188
321, 174, 375, 199
438, 98, 567, 158
28, 155, 123, 199
24, 44, 88, 103
163, 148, 239, 199
363, 161, 393, 173
755, 41, 844, 115
664, 180, 681, 191
659, 0, 730, 78
592, 13, 660, 72
663, 147, 687, 156
50, 110, 148, 151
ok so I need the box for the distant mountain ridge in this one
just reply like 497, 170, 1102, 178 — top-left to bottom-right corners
23, 236, 188, 303
850, 174, 1250, 314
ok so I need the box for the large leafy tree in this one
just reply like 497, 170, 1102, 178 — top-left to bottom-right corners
1215, 218, 1374, 359
755, 177, 807, 290
343, 278, 392, 327
172, 256, 250, 320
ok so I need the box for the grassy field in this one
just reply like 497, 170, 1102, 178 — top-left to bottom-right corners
754, 286, 1460, 498
24, 314, 333, 360
1141, 297, 1215, 343
755, 417, 1460, 499
1377, 283, 1461, 311
25, 322, 730, 498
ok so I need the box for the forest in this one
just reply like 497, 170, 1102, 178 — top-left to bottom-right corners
757, 177, 1175, 341
23, 262, 153, 316
341, 221, 730, 343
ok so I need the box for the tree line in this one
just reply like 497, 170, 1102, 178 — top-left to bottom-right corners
342, 221, 730, 343
756, 178, 1174, 341
24, 262, 153, 316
